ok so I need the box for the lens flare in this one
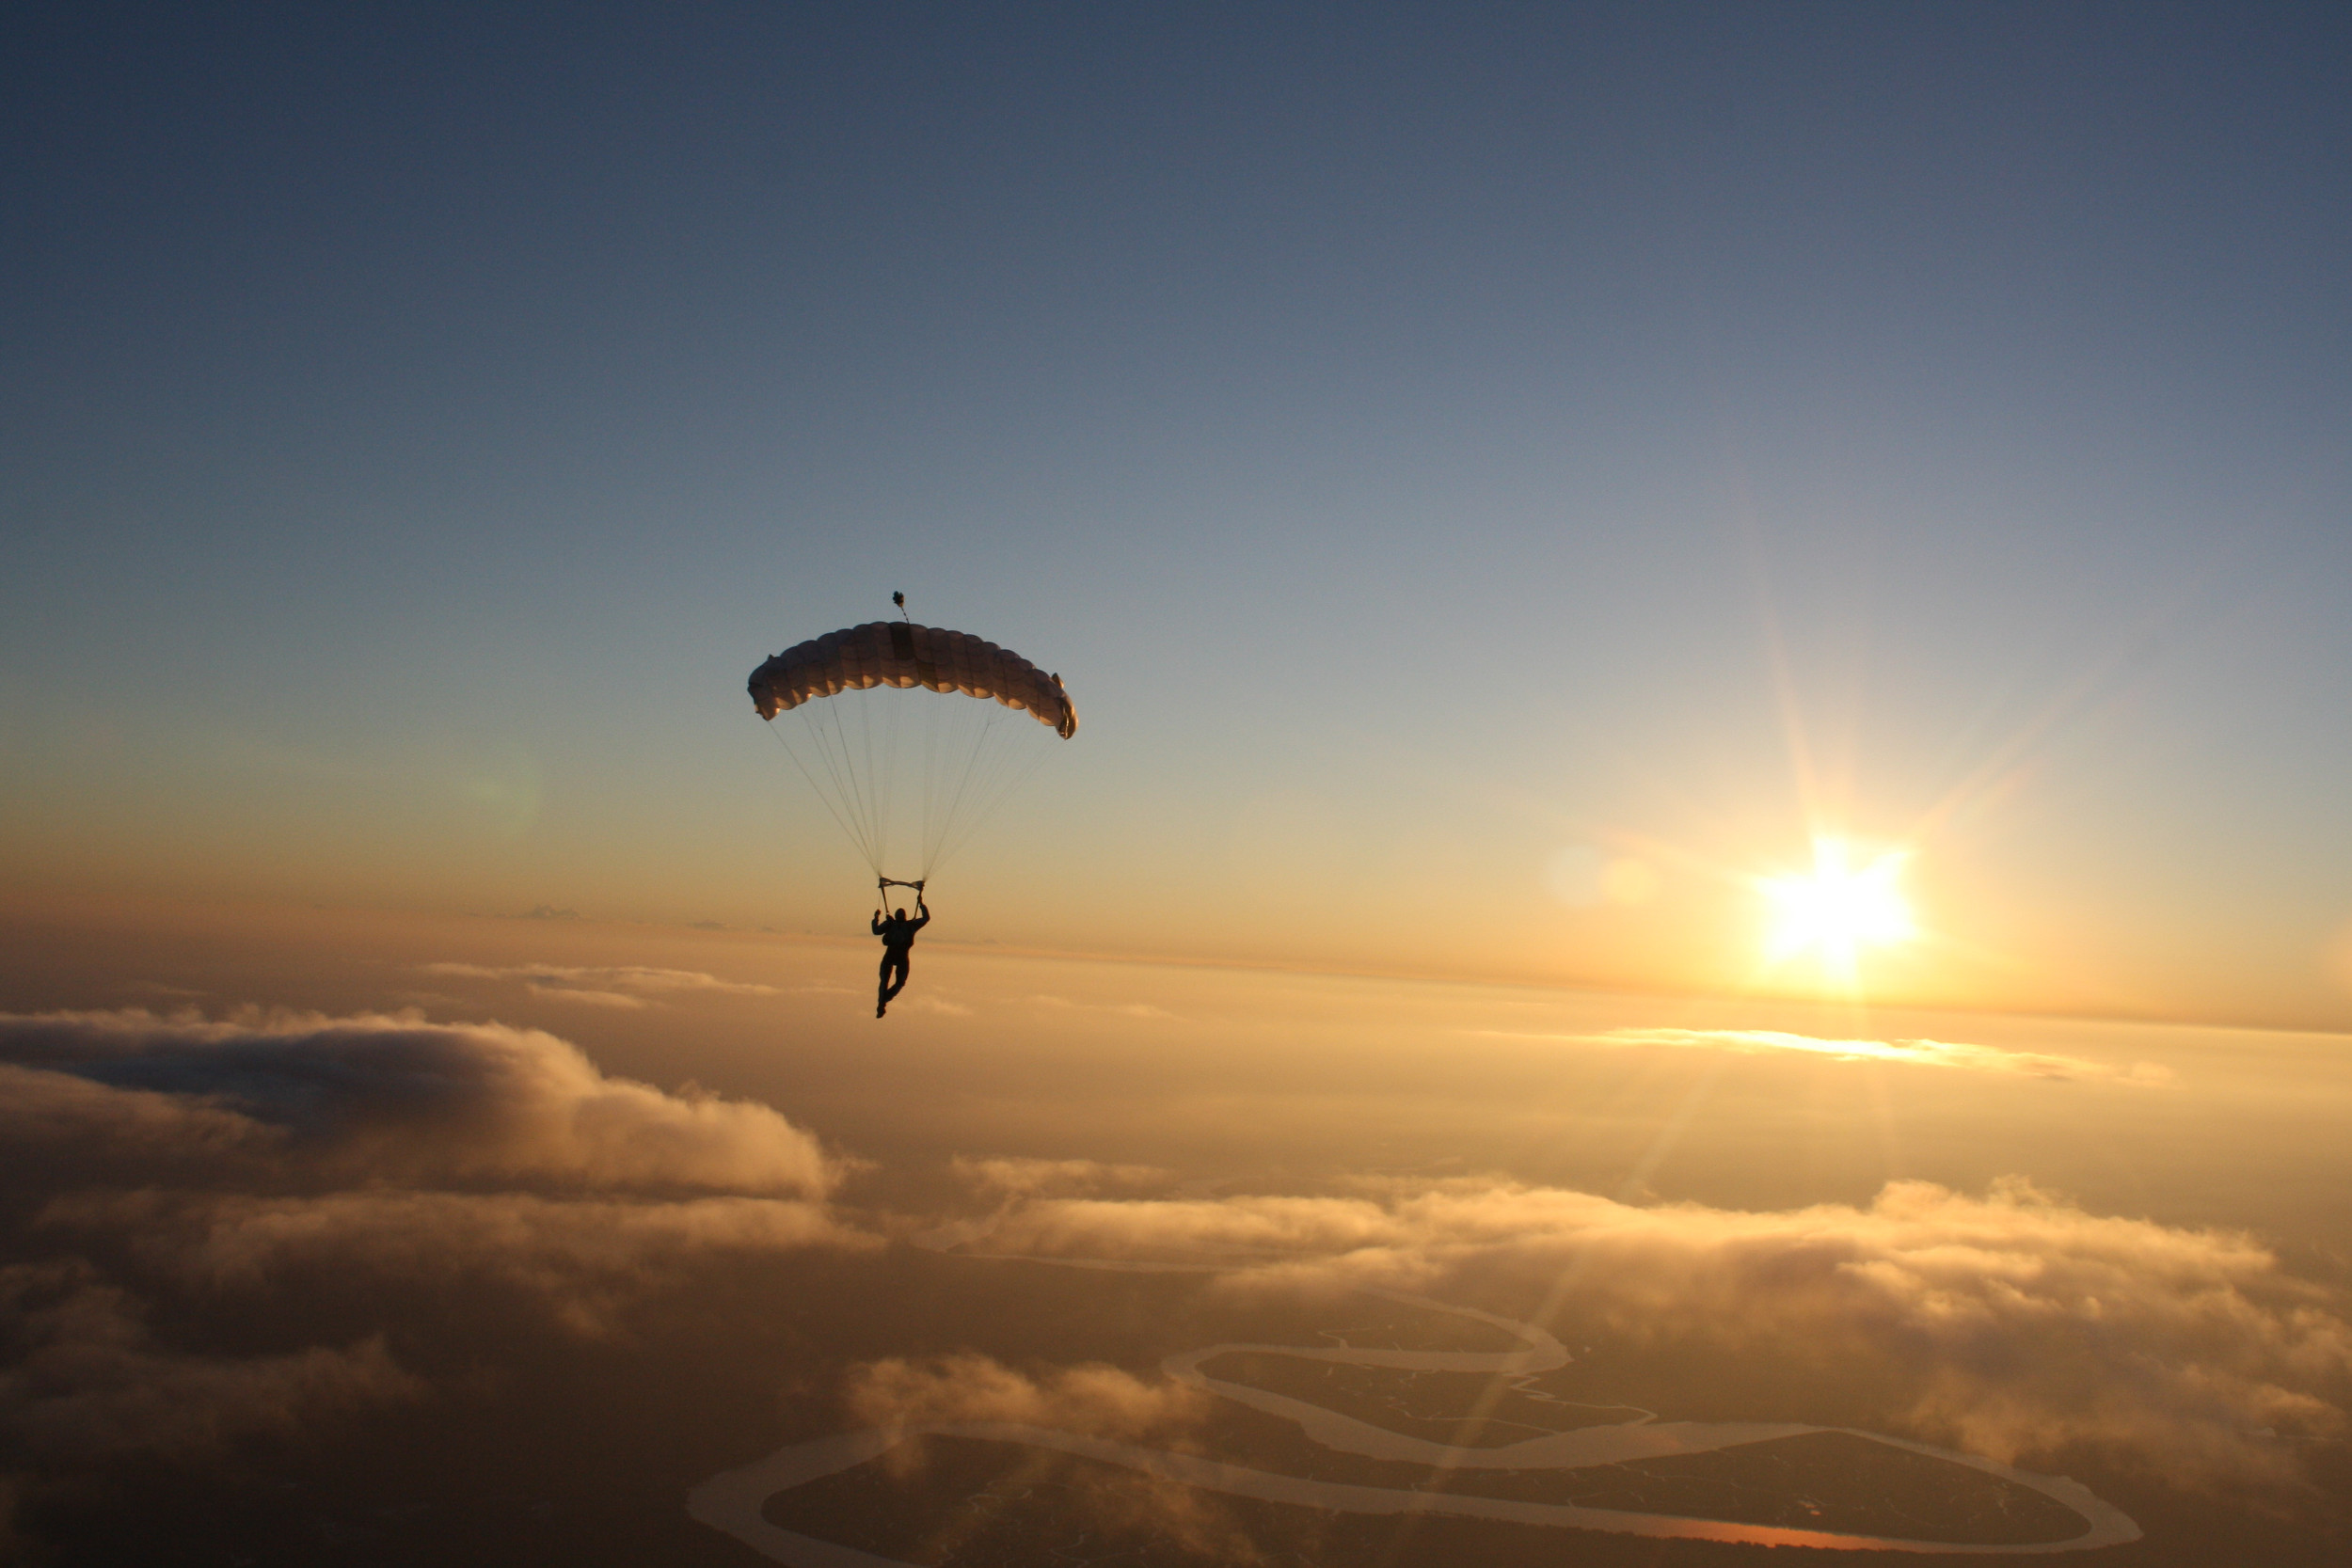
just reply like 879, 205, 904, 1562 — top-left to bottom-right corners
1757, 838, 1915, 986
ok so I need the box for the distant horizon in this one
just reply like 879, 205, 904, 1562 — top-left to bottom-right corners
15, 882, 2351, 1040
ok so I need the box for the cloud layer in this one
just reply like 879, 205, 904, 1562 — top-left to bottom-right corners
951, 1173, 2352, 1490
0, 1006, 835, 1195
0, 1007, 865, 1478
420, 961, 786, 1008
0, 1259, 420, 1464
1477, 1025, 2173, 1083
949, 1157, 1174, 1200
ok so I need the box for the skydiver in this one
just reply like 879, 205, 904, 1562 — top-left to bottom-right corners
872, 892, 930, 1018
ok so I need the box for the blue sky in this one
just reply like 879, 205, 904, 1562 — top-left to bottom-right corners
5, 3, 2349, 1022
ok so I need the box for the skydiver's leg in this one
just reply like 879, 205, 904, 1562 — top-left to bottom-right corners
881, 952, 911, 1005
877, 953, 898, 1017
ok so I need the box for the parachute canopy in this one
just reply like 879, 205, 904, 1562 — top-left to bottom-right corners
748, 618, 1075, 885
749, 622, 1076, 737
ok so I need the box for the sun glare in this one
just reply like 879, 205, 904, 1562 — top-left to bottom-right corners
1758, 838, 1915, 986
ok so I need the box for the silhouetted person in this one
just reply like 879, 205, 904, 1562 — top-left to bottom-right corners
872, 894, 930, 1017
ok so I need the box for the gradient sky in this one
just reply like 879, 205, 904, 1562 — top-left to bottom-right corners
7, 2, 2350, 1026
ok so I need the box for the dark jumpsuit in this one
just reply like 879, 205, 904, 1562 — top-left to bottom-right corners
873, 907, 930, 1012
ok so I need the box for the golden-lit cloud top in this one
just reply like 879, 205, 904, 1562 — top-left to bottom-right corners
0, 1006, 837, 1195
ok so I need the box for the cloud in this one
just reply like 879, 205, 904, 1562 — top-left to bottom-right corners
0, 1060, 287, 1180
1476, 1026, 2173, 1084
950, 1157, 1173, 1199
0, 1007, 837, 1196
528, 988, 649, 1009
955, 1178, 2351, 1490
844, 1354, 1205, 1442
0, 1007, 872, 1478
898, 994, 974, 1017
836, 1356, 1247, 1557
1025, 994, 1176, 1020
0, 1261, 421, 1465
420, 962, 785, 1005
42, 1188, 852, 1340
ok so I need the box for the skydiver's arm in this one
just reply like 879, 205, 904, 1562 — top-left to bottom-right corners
871, 912, 884, 934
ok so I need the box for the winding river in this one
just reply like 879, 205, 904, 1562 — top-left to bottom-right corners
690, 1257, 2140, 1560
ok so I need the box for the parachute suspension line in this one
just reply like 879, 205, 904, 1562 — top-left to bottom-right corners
857, 678, 884, 875
876, 678, 907, 879
758, 690, 1061, 884
918, 693, 990, 877
764, 721, 870, 871
916, 688, 991, 871
791, 687, 898, 875
850, 682, 907, 876
914, 695, 1057, 879
929, 703, 1006, 870
918, 683, 943, 879
815, 698, 879, 870
807, 693, 876, 868
793, 705, 844, 850
944, 723, 1053, 870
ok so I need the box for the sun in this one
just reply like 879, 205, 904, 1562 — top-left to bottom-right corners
1757, 837, 1915, 985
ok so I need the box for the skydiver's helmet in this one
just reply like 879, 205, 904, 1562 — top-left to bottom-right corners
894, 909, 907, 920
